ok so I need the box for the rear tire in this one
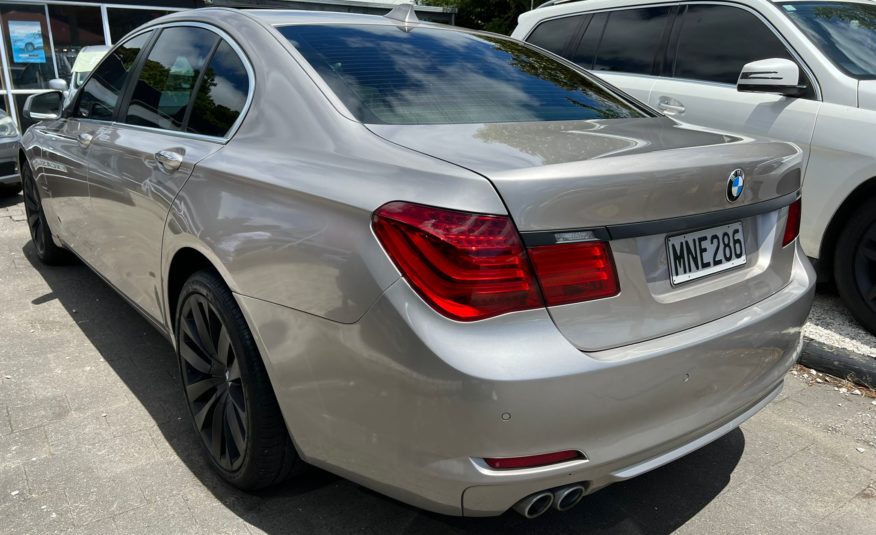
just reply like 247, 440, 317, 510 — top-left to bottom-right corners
175, 270, 302, 490
21, 162, 74, 265
0, 182, 21, 197
834, 198, 876, 336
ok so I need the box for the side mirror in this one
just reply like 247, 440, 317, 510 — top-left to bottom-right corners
23, 91, 64, 121
48, 78, 68, 91
737, 58, 807, 98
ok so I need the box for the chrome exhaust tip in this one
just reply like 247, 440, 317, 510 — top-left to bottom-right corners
552, 484, 586, 512
512, 491, 554, 519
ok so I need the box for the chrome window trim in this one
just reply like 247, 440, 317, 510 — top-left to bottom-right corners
74, 21, 256, 145
522, 2, 680, 41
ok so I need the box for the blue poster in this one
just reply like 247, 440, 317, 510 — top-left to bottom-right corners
8, 21, 45, 63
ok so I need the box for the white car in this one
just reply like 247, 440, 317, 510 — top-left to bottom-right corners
514, 0, 876, 335
69, 45, 111, 92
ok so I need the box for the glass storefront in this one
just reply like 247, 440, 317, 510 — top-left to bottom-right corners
49, 4, 105, 81
0, 1, 183, 129
106, 6, 172, 43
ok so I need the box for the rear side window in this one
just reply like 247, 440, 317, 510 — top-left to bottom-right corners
187, 41, 249, 137
673, 5, 795, 84
76, 31, 151, 121
569, 13, 608, 69
123, 27, 218, 131
593, 7, 673, 74
527, 15, 587, 55
279, 24, 647, 125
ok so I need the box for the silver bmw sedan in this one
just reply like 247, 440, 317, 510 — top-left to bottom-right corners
18, 5, 815, 519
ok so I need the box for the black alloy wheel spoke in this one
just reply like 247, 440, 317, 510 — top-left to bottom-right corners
22, 171, 44, 250
179, 333, 213, 374
226, 354, 241, 382
228, 386, 246, 420
180, 295, 248, 472
215, 326, 231, 367
225, 400, 246, 454
210, 392, 227, 460
193, 389, 222, 430
186, 376, 222, 400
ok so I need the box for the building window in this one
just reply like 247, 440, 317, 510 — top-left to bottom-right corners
107, 8, 173, 44
48, 4, 105, 83
0, 4, 56, 90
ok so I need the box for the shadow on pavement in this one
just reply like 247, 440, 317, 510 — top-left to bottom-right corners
0, 190, 22, 209
24, 242, 744, 534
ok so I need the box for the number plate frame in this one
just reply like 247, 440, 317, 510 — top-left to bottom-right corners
666, 222, 747, 286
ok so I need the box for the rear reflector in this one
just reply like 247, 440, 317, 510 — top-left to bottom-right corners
372, 202, 543, 321
528, 241, 620, 305
782, 199, 802, 247
484, 450, 583, 470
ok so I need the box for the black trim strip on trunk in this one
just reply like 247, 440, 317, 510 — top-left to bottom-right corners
520, 192, 799, 246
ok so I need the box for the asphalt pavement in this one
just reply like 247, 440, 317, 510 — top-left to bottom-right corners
0, 194, 874, 534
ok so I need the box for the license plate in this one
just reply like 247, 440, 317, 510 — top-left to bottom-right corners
666, 222, 746, 285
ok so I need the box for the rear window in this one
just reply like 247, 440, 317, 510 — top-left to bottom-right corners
278, 24, 647, 125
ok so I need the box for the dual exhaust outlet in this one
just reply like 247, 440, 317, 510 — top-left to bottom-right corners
512, 484, 587, 519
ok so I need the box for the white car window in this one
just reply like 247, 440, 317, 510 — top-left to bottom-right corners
672, 4, 796, 84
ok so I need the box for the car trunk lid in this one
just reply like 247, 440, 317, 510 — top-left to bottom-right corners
368, 117, 803, 351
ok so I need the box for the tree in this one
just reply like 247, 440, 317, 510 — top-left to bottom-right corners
427, 0, 533, 34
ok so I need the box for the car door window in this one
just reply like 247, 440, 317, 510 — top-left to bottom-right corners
673, 5, 796, 85
123, 26, 218, 132
75, 31, 152, 121
592, 7, 674, 74
568, 13, 607, 69
186, 40, 249, 138
527, 15, 587, 55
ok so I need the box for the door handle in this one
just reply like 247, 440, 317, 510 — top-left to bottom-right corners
77, 133, 93, 147
657, 98, 686, 115
155, 150, 183, 172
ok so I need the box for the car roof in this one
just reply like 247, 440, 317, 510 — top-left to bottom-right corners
526, 0, 875, 21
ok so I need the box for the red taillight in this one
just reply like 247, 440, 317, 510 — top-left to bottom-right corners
484, 450, 583, 470
373, 202, 621, 321
782, 199, 802, 247
528, 241, 620, 305
372, 202, 544, 321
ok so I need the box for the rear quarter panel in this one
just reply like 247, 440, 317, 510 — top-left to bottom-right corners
801, 101, 876, 258
164, 126, 505, 326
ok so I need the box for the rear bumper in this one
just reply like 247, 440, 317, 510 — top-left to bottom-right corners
238, 244, 815, 517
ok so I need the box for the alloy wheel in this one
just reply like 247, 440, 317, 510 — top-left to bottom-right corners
21, 168, 46, 256
179, 294, 248, 472
854, 222, 876, 314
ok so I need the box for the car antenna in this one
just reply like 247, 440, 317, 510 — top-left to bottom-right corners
385, 3, 419, 27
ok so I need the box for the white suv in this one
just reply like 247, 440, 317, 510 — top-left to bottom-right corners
514, 0, 876, 334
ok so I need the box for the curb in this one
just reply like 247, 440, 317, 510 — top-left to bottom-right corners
799, 338, 876, 390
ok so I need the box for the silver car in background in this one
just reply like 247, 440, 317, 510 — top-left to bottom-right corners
0, 110, 20, 197
18, 6, 814, 519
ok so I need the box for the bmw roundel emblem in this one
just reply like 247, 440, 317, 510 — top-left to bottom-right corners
727, 169, 745, 203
